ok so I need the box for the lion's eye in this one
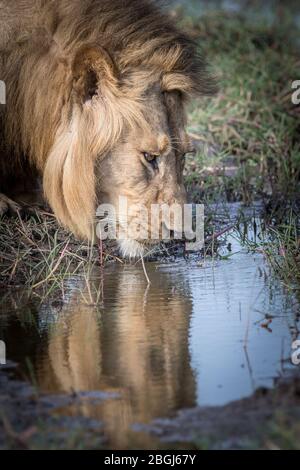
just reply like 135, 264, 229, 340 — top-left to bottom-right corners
142, 152, 159, 171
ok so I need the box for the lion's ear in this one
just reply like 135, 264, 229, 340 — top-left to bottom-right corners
72, 45, 118, 103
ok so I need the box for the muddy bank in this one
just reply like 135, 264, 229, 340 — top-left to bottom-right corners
1, 362, 300, 449
135, 371, 300, 450
0, 362, 112, 449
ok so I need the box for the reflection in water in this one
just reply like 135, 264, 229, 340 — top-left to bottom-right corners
0, 224, 299, 448
37, 266, 195, 448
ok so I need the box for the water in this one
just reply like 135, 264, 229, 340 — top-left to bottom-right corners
0, 223, 299, 448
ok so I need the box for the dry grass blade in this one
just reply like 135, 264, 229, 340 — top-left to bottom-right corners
141, 256, 151, 285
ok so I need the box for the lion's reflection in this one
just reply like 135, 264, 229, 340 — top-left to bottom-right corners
38, 264, 195, 448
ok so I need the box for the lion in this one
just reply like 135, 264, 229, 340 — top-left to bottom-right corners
0, 0, 215, 257
36, 265, 195, 448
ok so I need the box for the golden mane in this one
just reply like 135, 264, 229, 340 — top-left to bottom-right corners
0, 0, 216, 239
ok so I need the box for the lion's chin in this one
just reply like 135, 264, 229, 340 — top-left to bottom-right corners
117, 239, 146, 259
118, 239, 160, 259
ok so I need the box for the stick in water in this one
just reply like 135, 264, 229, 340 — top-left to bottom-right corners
141, 256, 151, 285
98, 239, 104, 267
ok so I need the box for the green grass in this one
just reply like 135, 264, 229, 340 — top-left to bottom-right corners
241, 210, 300, 290
182, 11, 300, 204
179, 7, 300, 287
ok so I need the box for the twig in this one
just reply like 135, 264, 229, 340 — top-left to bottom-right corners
205, 224, 235, 243
141, 256, 151, 285
98, 239, 104, 267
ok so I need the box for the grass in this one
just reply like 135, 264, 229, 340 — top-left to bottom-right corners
0, 207, 125, 294
178, 5, 300, 289
180, 10, 300, 205
0, 209, 90, 290
240, 210, 300, 290
267, 218, 300, 288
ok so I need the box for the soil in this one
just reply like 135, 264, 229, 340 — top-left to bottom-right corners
1, 361, 300, 450
134, 371, 300, 450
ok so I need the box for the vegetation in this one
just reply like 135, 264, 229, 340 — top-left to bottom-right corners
182, 10, 300, 205
180, 5, 300, 289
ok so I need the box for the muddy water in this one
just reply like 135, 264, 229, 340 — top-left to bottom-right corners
0, 224, 299, 448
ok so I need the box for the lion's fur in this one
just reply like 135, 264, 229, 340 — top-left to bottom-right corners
37, 269, 194, 447
0, 0, 215, 240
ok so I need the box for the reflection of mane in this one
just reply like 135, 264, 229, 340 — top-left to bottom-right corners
38, 266, 195, 448
0, 0, 216, 238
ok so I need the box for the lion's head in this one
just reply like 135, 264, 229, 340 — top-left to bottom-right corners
4, 0, 215, 257
95, 73, 195, 258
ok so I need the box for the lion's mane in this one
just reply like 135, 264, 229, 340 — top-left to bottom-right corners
0, 0, 215, 238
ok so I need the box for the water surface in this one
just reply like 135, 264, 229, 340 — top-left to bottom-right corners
0, 222, 299, 448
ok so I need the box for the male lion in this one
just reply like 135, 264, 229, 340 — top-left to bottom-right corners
0, 0, 215, 257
